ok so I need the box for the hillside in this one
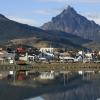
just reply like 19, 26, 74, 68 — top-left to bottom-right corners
0, 14, 48, 41
0, 14, 90, 49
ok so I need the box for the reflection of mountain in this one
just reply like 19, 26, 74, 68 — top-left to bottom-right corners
27, 97, 44, 100
0, 75, 100, 100
42, 78, 100, 100
41, 6, 100, 41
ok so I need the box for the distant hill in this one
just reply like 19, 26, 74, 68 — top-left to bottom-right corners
0, 13, 90, 49
41, 6, 100, 42
0, 14, 49, 41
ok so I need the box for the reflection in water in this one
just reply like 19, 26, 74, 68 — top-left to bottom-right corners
25, 96, 44, 100
24, 74, 100, 100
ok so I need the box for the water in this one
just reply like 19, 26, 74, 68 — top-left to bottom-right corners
25, 96, 44, 100
97, 98, 100, 100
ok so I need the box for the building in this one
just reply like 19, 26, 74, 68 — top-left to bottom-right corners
40, 48, 54, 53
0, 51, 15, 64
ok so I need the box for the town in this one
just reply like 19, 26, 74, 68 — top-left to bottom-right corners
0, 45, 100, 82
0, 46, 100, 65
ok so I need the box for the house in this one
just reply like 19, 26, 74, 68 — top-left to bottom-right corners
59, 52, 76, 62
16, 47, 26, 53
40, 48, 54, 53
38, 52, 54, 61
17, 52, 37, 64
60, 52, 71, 57
0, 51, 15, 64
59, 56, 75, 62
28, 55, 35, 62
78, 51, 84, 56
19, 52, 28, 61
0, 48, 3, 51
84, 52, 93, 62
74, 55, 83, 62
99, 51, 100, 55
0, 58, 5, 64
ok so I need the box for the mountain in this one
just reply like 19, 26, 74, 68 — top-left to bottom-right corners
0, 14, 49, 41
0, 13, 90, 49
41, 6, 100, 42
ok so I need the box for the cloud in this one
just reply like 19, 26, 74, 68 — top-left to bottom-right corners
81, 0, 100, 3
88, 17, 100, 25
32, 10, 50, 15
83, 12, 100, 25
7, 16, 40, 26
32, 0, 100, 4
93, 19, 100, 25
69, 0, 100, 4
32, 8, 100, 25
32, 9, 62, 16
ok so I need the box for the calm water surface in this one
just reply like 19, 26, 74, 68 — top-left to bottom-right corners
25, 96, 44, 100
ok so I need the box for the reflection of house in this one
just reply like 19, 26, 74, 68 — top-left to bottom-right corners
40, 71, 55, 80
40, 48, 54, 53
0, 71, 9, 79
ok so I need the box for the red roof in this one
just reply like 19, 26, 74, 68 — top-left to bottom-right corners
16, 48, 26, 53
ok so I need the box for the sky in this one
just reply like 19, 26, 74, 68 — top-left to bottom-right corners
0, 0, 100, 27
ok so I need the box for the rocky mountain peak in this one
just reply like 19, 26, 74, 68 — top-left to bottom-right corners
41, 5, 100, 42
62, 5, 77, 15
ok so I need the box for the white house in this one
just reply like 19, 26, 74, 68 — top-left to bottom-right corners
28, 55, 35, 62
0, 51, 15, 64
85, 52, 93, 60
78, 51, 84, 55
38, 52, 54, 61
74, 55, 83, 62
59, 56, 75, 62
40, 48, 54, 53
19, 52, 28, 61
